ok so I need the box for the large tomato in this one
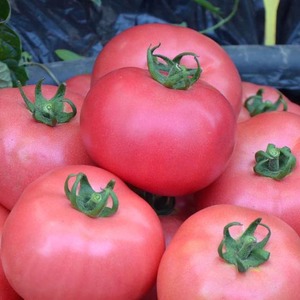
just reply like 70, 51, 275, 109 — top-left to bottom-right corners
238, 81, 300, 122
91, 23, 242, 117
157, 204, 300, 300
0, 205, 22, 299
0, 81, 93, 210
1, 164, 165, 300
81, 60, 236, 196
195, 111, 300, 235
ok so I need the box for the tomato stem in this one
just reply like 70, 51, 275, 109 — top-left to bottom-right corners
64, 173, 119, 218
218, 218, 271, 273
17, 78, 77, 126
254, 143, 296, 180
244, 88, 287, 117
147, 44, 202, 90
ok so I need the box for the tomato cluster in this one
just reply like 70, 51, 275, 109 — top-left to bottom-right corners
1, 23, 300, 299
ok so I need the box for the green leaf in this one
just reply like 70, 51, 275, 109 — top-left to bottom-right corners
0, 23, 21, 61
0, 0, 11, 23
0, 24, 28, 86
55, 49, 85, 61
0, 61, 12, 87
9, 62, 28, 86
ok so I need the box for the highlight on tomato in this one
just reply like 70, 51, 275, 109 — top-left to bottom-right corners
157, 204, 300, 300
1, 165, 165, 300
81, 45, 237, 197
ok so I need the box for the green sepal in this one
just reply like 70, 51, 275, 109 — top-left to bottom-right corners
254, 143, 296, 180
17, 78, 77, 126
147, 43, 202, 90
218, 218, 271, 273
64, 173, 119, 218
244, 88, 287, 117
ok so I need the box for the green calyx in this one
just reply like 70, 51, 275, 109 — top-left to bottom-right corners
218, 218, 271, 273
147, 43, 202, 90
254, 143, 296, 180
17, 78, 77, 126
244, 88, 287, 117
64, 173, 119, 218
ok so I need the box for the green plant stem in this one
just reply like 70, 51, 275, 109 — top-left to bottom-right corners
199, 0, 240, 34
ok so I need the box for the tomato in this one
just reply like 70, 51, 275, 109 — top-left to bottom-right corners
0, 81, 93, 210
1, 164, 165, 300
65, 73, 92, 98
0, 205, 22, 300
91, 23, 242, 117
195, 111, 300, 235
157, 204, 300, 300
81, 60, 236, 196
238, 81, 300, 122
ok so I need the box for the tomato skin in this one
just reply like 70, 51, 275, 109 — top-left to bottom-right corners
195, 111, 300, 235
91, 23, 242, 117
0, 205, 22, 300
81, 67, 236, 196
65, 73, 92, 98
157, 204, 300, 300
238, 81, 300, 122
0, 85, 93, 210
1, 165, 165, 300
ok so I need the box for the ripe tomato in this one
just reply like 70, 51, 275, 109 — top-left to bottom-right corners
157, 204, 300, 300
65, 73, 91, 98
0, 82, 93, 210
81, 65, 236, 196
238, 81, 300, 122
1, 164, 165, 300
195, 111, 300, 235
91, 23, 242, 117
0, 205, 22, 300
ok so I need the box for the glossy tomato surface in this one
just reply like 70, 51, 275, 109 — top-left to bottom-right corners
238, 81, 300, 122
91, 23, 242, 116
81, 67, 236, 196
157, 204, 300, 300
0, 85, 93, 210
1, 165, 165, 300
196, 111, 300, 235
